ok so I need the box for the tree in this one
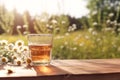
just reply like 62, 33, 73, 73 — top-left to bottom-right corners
0, 4, 14, 35
87, 0, 120, 32
23, 11, 36, 34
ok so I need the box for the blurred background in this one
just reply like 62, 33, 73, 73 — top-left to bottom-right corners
0, 0, 120, 59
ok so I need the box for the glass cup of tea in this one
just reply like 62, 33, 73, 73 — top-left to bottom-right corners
28, 34, 53, 66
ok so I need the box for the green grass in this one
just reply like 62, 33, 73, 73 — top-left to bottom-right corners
1, 29, 120, 59
0, 35, 28, 45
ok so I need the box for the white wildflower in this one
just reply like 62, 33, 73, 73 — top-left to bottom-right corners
92, 31, 97, 35
15, 40, 24, 47
46, 24, 49, 28
109, 13, 114, 17
51, 19, 57, 24
79, 42, 84, 47
23, 25, 28, 28
14, 58, 23, 66
60, 45, 64, 49
17, 25, 22, 30
12, 46, 19, 53
61, 21, 66, 24
114, 20, 117, 26
1, 57, 8, 63
65, 33, 69, 36
23, 31, 28, 35
26, 58, 32, 66
49, 25, 53, 29
21, 46, 29, 52
93, 22, 98, 26
72, 47, 77, 51
1, 40, 8, 46
106, 20, 111, 24
72, 24, 77, 30
85, 35, 90, 39
41, 19, 46, 22
110, 3, 114, 7
92, 10, 97, 15
55, 28, 60, 31
12, 55, 17, 60
8, 43, 14, 50
118, 28, 120, 32
68, 26, 72, 32
88, 28, 93, 33
64, 41, 68, 45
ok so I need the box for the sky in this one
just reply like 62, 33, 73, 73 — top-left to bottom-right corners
0, 0, 89, 18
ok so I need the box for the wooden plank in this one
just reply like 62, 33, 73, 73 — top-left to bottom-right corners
34, 65, 69, 76
51, 59, 120, 74
0, 64, 37, 77
1, 59, 120, 80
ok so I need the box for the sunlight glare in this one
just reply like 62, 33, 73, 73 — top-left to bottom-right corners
0, 0, 89, 18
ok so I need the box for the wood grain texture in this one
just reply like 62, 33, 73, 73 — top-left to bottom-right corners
1, 59, 120, 80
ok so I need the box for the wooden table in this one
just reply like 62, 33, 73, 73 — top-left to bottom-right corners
1, 59, 120, 80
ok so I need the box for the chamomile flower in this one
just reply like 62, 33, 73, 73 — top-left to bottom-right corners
72, 47, 77, 51
17, 25, 22, 30
23, 24, 28, 28
15, 40, 24, 47
93, 22, 98, 26
7, 69, 13, 74
65, 33, 69, 36
1, 57, 8, 63
92, 31, 97, 36
92, 10, 97, 15
8, 43, 14, 50
14, 59, 23, 66
60, 45, 64, 49
12, 46, 19, 53
64, 41, 68, 45
109, 13, 114, 17
1, 40, 8, 46
12, 55, 17, 60
4, 65, 14, 74
51, 19, 57, 24
88, 28, 93, 33
61, 21, 66, 24
21, 46, 29, 52
26, 58, 32, 66
79, 42, 84, 47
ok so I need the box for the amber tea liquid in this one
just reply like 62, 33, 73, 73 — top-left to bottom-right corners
29, 44, 52, 65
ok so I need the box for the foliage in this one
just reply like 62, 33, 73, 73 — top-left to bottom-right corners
87, 0, 120, 33
53, 30, 120, 59
1, 29, 120, 59
0, 5, 14, 35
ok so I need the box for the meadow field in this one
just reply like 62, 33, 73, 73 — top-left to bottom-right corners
0, 0, 120, 59
1, 28, 120, 59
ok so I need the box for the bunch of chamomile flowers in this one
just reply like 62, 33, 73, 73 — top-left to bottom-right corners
0, 40, 32, 66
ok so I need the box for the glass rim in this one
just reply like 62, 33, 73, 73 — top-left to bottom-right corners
28, 33, 52, 36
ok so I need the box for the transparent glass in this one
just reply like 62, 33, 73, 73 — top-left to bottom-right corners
28, 34, 53, 66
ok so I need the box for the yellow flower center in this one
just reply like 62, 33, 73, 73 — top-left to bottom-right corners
18, 42, 22, 46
